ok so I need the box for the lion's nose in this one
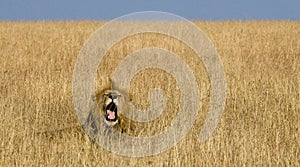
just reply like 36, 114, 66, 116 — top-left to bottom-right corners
109, 94, 117, 99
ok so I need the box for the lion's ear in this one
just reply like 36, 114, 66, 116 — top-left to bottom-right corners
91, 95, 97, 102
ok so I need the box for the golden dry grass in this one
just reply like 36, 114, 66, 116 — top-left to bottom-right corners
0, 21, 299, 166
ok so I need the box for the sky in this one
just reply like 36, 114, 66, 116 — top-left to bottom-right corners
0, 0, 299, 21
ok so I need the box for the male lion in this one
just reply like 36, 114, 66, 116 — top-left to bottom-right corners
83, 87, 136, 140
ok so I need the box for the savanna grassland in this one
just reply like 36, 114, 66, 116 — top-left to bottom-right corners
0, 21, 299, 166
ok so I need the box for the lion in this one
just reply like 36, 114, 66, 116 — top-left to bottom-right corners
83, 87, 137, 140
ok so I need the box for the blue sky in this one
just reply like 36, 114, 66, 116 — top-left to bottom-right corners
1, 0, 299, 21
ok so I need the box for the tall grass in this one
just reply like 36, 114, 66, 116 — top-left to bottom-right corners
0, 21, 299, 166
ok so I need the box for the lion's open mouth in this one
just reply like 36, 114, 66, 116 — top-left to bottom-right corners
105, 102, 118, 121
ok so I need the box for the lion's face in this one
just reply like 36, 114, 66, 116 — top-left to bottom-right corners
101, 90, 123, 127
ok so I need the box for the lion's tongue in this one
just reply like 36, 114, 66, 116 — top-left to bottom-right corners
107, 110, 115, 119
